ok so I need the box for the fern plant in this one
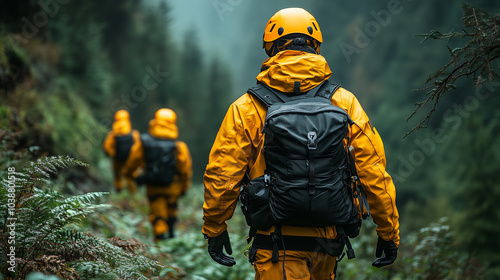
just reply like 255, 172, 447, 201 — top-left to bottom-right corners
0, 155, 164, 279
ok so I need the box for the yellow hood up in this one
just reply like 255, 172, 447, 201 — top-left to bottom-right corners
256, 50, 332, 93
148, 119, 178, 140
112, 120, 132, 136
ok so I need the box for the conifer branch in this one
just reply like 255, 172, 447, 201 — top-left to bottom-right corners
407, 4, 500, 136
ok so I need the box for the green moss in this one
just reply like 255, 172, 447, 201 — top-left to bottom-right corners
0, 106, 9, 129
34, 88, 107, 165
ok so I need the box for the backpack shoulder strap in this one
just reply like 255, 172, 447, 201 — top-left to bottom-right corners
248, 80, 341, 107
141, 133, 160, 151
140, 133, 148, 146
247, 83, 284, 107
315, 80, 341, 100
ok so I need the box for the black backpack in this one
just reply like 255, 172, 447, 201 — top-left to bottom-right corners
114, 133, 133, 162
139, 133, 177, 186
241, 80, 368, 233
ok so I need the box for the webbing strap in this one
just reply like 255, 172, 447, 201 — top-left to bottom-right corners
271, 224, 282, 263
247, 80, 341, 107
348, 147, 370, 219
148, 194, 170, 202
336, 226, 355, 259
247, 84, 282, 107
251, 234, 345, 257
247, 227, 258, 244
316, 82, 341, 100
359, 187, 370, 219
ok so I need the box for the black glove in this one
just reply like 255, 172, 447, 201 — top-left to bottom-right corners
206, 230, 236, 267
372, 236, 398, 268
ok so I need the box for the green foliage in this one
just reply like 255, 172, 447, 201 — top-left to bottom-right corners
409, 218, 472, 279
435, 107, 500, 273
26, 272, 62, 280
2, 0, 235, 182
129, 184, 255, 279
34, 91, 107, 164
0, 155, 163, 279
153, 231, 254, 280
338, 218, 485, 280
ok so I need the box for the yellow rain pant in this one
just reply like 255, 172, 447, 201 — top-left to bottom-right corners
253, 249, 337, 280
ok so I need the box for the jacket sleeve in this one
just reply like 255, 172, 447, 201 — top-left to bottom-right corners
103, 132, 115, 157
123, 131, 144, 180
202, 100, 256, 238
175, 141, 192, 194
347, 94, 400, 246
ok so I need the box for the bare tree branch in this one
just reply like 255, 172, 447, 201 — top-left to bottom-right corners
407, 4, 500, 136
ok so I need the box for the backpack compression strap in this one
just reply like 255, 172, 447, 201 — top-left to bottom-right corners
247, 80, 341, 107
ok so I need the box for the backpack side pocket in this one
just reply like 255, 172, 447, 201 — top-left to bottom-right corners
240, 175, 274, 231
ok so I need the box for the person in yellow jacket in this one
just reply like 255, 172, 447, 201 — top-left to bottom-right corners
202, 7, 400, 279
124, 108, 192, 241
103, 110, 140, 194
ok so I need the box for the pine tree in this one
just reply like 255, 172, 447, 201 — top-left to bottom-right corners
443, 112, 500, 276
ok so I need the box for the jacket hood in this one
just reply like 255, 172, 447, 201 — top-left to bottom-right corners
256, 50, 332, 93
148, 119, 178, 140
112, 120, 132, 136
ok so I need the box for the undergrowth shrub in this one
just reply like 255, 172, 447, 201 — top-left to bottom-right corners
0, 155, 164, 279
338, 217, 487, 280
153, 231, 254, 280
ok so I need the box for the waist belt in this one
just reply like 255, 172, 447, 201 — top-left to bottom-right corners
251, 233, 345, 257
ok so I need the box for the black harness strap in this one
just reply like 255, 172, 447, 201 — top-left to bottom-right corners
247, 227, 258, 244
316, 82, 340, 100
148, 194, 171, 202
247, 84, 282, 107
252, 233, 345, 257
168, 202, 179, 209
270, 224, 282, 263
336, 226, 355, 259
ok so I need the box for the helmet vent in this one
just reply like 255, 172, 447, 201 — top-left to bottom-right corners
278, 27, 284, 35
269, 23, 276, 32
307, 26, 313, 35
312, 22, 318, 31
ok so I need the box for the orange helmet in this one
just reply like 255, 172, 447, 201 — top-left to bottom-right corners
155, 108, 177, 124
263, 8, 322, 57
114, 110, 130, 121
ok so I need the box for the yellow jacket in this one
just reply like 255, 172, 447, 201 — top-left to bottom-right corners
103, 118, 140, 159
202, 50, 399, 245
124, 117, 192, 196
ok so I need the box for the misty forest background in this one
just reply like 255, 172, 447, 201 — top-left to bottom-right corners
1, 0, 500, 279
